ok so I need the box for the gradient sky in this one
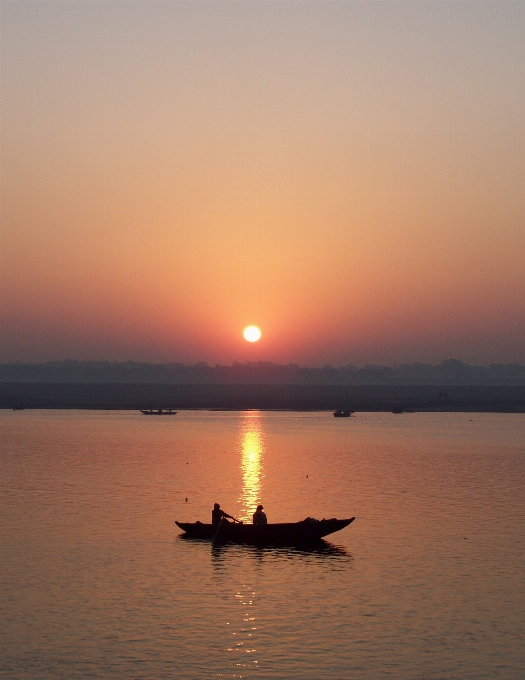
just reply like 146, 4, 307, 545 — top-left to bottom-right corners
1, 1, 524, 366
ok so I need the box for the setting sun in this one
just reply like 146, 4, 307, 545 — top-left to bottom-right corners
243, 326, 261, 343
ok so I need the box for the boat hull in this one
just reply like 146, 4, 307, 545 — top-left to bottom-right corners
175, 518, 354, 544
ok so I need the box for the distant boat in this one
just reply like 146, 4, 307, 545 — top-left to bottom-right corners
333, 410, 352, 418
140, 408, 177, 415
391, 406, 405, 414
175, 517, 355, 544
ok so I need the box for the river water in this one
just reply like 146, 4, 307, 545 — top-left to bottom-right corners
1, 410, 524, 679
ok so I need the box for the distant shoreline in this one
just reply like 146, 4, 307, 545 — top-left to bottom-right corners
1, 383, 524, 412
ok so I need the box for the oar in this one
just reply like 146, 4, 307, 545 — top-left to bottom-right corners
212, 516, 224, 542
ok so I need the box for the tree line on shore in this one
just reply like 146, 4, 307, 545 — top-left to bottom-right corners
1, 359, 524, 385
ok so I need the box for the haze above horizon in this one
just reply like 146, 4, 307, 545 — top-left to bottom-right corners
1, 1, 524, 367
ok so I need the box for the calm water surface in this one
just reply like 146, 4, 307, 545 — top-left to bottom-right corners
1, 410, 524, 679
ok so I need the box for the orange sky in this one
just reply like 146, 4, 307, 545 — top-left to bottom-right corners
1, 1, 524, 366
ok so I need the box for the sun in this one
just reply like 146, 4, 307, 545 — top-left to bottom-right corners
243, 325, 261, 342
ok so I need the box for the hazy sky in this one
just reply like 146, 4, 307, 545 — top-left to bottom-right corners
1, 1, 524, 366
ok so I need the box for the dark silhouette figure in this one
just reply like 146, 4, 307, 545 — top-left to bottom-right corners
212, 503, 235, 524
253, 505, 268, 525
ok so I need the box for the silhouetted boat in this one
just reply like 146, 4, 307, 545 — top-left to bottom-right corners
333, 410, 352, 417
140, 408, 177, 415
175, 517, 355, 544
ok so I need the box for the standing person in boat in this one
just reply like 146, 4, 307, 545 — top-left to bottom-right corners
212, 503, 235, 524
252, 504, 268, 525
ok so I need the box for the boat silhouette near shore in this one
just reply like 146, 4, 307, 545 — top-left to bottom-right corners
140, 408, 177, 415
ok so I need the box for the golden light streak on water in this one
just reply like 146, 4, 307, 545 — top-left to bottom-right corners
237, 411, 265, 523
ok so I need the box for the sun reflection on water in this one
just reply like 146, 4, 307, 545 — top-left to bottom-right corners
238, 411, 265, 523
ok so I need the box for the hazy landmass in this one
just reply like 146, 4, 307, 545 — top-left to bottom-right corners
1, 359, 524, 385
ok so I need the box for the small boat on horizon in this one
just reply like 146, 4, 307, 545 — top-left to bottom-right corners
140, 408, 177, 415
391, 406, 413, 414
333, 410, 352, 418
175, 517, 355, 544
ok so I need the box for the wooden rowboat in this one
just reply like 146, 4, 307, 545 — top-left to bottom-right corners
175, 517, 355, 544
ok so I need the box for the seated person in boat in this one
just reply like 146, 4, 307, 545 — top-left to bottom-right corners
212, 503, 235, 524
252, 504, 268, 525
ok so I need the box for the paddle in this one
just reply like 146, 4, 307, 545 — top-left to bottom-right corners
213, 516, 224, 542
212, 513, 243, 541
227, 515, 243, 524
